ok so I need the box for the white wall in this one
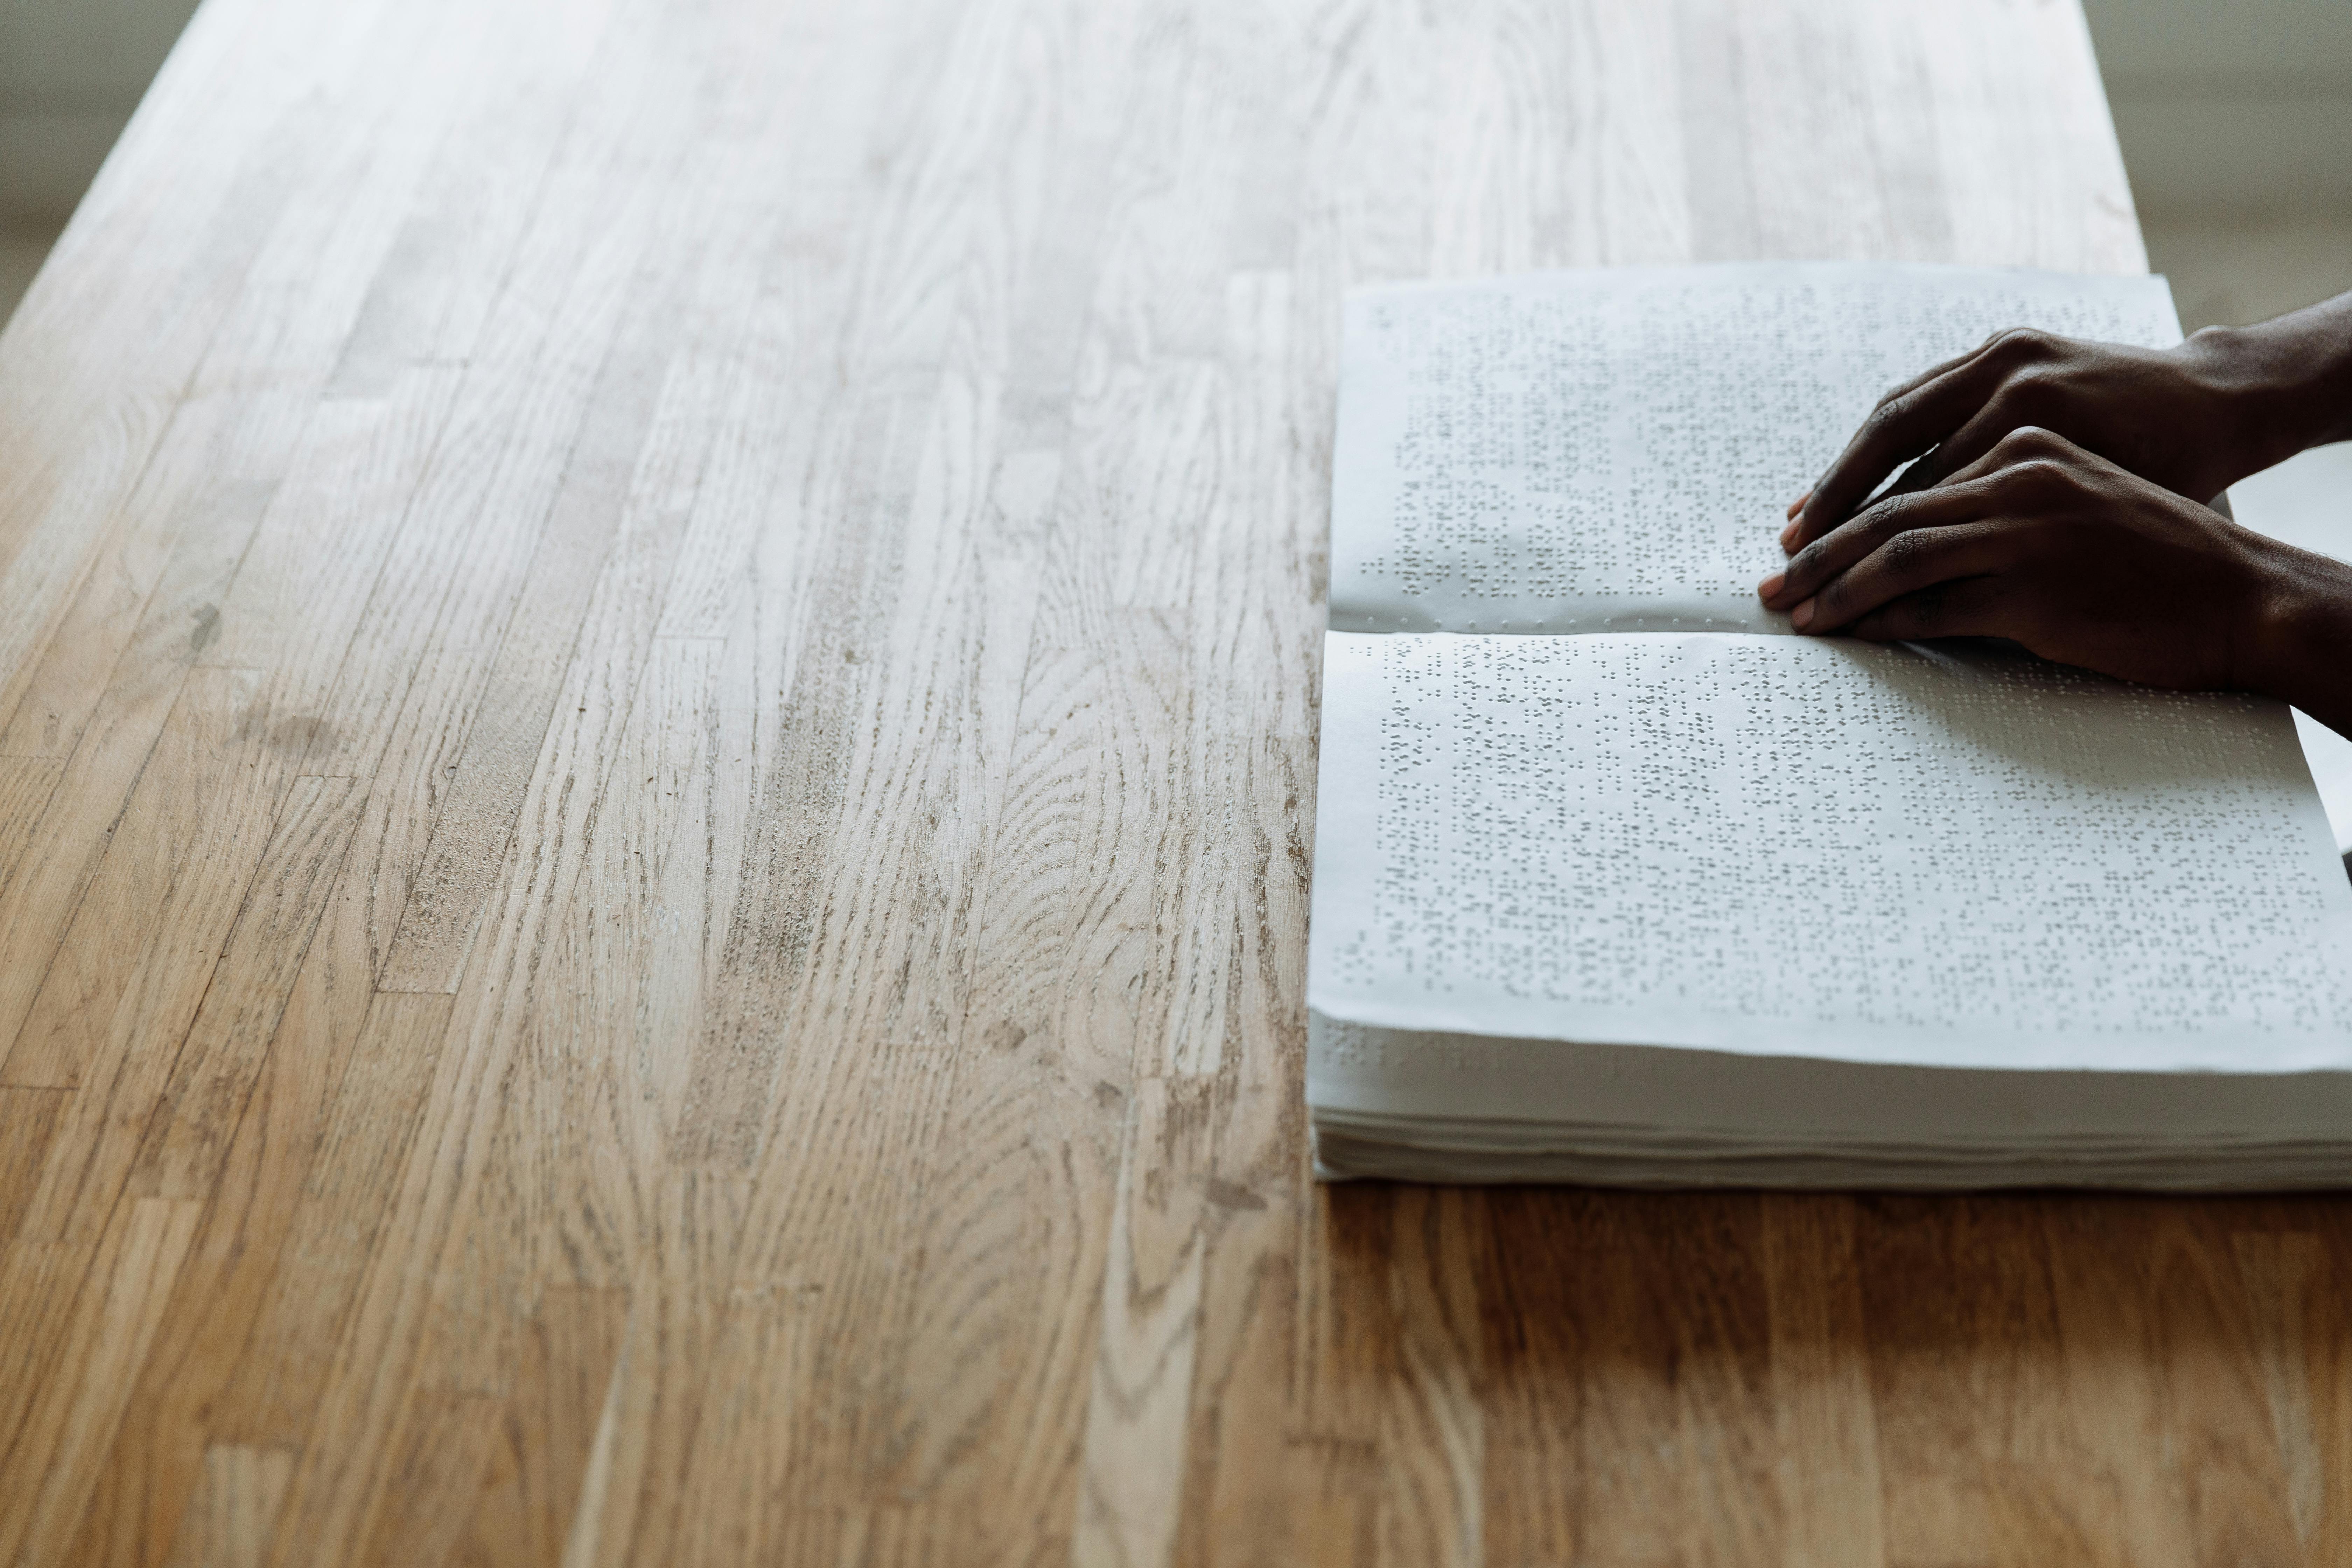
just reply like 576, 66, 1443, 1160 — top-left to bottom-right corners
2082, 0, 2352, 216
0, 0, 202, 223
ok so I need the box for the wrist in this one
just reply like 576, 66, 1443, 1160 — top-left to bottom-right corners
2232, 543, 2352, 732
2181, 305, 2352, 478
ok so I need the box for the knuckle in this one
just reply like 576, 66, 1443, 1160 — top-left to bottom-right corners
1987, 467, 2039, 506
1787, 552, 1832, 600
1991, 326, 2055, 360
1905, 582, 1954, 625
1861, 396, 1910, 440
1879, 527, 1926, 570
1997, 366, 2060, 408
2000, 453, 2088, 504
2013, 455, 2069, 489
1860, 585, 1943, 643
1995, 424, 2063, 459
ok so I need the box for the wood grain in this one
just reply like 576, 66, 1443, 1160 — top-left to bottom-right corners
4, 0, 2331, 1563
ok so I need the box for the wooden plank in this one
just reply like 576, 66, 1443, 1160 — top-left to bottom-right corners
2043, 1202, 2303, 1567
370, 283, 690, 992
50, 776, 364, 1568
345, 1390, 505, 1568
1759, 1196, 1887, 1568
0, 1195, 204, 1566
1163, 269, 1321, 1568
1071, 1078, 1214, 1568
164, 1446, 297, 1568
203, 994, 456, 1450
446, 1287, 631, 1568
0, 1085, 70, 1252
1860, 1196, 2121, 1566
61, 976, 399, 1568
0, 369, 458, 1083
564, 1170, 748, 1567
0, 469, 265, 1069
366, 0, 728, 996
0, 758, 66, 904
128, 775, 368, 1201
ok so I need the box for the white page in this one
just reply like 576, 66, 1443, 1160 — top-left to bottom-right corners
1307, 632, 2352, 1074
1329, 263, 2183, 634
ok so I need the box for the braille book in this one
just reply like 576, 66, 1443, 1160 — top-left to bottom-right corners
1309, 262, 2352, 1187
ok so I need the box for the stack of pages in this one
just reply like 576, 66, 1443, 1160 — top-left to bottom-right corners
1308, 262, 2352, 1188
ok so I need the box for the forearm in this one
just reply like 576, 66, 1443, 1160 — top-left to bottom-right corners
2236, 540, 2352, 739
2183, 291, 2352, 478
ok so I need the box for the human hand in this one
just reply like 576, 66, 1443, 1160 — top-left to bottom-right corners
1757, 426, 2352, 708
1782, 324, 2314, 554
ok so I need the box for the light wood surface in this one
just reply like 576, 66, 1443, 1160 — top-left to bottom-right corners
2, 0, 2338, 1563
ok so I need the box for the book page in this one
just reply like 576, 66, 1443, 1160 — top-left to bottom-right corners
1307, 632, 2352, 1073
1329, 264, 2183, 634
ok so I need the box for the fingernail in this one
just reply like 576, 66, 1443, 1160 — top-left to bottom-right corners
1786, 492, 1809, 520
1758, 572, 1785, 599
1791, 597, 1815, 630
1778, 520, 1799, 551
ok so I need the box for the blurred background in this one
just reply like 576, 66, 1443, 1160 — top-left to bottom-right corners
0, 0, 201, 316
4, 0, 2348, 331
2085, 0, 2352, 331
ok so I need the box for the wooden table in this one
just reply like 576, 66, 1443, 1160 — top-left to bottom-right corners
1, 1, 2337, 1563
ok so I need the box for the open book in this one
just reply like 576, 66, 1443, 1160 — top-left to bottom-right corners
1308, 263, 2352, 1188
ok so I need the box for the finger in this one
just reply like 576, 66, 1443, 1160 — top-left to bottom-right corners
1891, 394, 2066, 496
1794, 522, 2013, 635
1779, 332, 2023, 545
1871, 331, 2011, 410
1792, 358, 2005, 547
1792, 330, 2050, 548
1760, 478, 2003, 610
1779, 490, 1811, 551
1930, 421, 2089, 490
1841, 575, 2015, 643
1781, 344, 1995, 540
1792, 443, 1958, 554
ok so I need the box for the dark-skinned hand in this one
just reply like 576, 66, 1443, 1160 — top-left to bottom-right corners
1764, 292, 2352, 735
1783, 301, 2352, 554
1756, 425, 2352, 737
